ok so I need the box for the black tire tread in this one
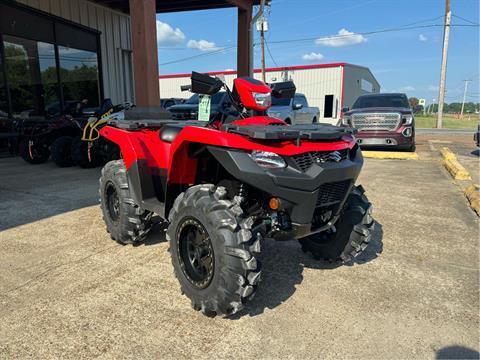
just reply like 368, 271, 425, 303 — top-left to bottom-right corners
99, 160, 154, 244
71, 136, 102, 168
167, 184, 261, 317
300, 185, 374, 263
19, 139, 50, 164
51, 136, 74, 167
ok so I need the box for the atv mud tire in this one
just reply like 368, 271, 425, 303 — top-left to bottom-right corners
71, 136, 102, 168
167, 184, 262, 317
299, 185, 374, 262
19, 139, 50, 164
51, 136, 74, 167
99, 160, 154, 244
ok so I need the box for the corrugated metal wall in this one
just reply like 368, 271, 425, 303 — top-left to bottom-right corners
159, 66, 344, 124
342, 65, 381, 110
16, 0, 133, 104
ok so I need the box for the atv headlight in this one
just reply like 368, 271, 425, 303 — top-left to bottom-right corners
402, 114, 413, 125
249, 150, 286, 169
253, 92, 272, 108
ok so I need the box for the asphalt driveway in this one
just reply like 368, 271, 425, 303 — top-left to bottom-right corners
0, 138, 478, 359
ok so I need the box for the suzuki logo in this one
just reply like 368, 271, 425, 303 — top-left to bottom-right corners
316, 151, 342, 163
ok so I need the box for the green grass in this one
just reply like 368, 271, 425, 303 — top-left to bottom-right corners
415, 115, 479, 129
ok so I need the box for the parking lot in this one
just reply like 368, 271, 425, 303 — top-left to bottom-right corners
0, 134, 478, 359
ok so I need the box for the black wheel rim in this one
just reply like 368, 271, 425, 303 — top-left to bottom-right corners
177, 217, 214, 289
105, 182, 120, 222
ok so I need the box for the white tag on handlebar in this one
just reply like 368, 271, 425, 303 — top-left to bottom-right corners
198, 95, 211, 122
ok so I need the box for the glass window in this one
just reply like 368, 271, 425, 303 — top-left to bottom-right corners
185, 94, 199, 104
271, 97, 291, 106
3, 35, 59, 118
294, 95, 308, 107
352, 94, 409, 109
184, 92, 225, 105
58, 46, 100, 115
299, 95, 308, 107
0, 51, 12, 150
0, 53, 8, 116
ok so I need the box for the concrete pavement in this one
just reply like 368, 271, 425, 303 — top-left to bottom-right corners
0, 141, 478, 359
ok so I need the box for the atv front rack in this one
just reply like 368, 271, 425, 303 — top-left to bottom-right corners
107, 118, 176, 130
223, 123, 355, 141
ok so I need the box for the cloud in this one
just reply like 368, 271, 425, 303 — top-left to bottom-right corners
156, 20, 185, 46
399, 86, 415, 92
302, 52, 324, 61
315, 28, 367, 47
428, 85, 439, 92
418, 34, 428, 42
187, 39, 219, 52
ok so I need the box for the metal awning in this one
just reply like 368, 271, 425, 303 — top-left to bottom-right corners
91, 0, 266, 14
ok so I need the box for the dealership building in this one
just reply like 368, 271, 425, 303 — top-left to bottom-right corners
0, 0, 263, 148
0, 0, 379, 141
159, 63, 381, 124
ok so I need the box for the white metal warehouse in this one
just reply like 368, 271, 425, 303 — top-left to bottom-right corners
159, 63, 381, 124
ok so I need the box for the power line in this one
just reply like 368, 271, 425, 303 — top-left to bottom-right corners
158, 21, 478, 66
264, 38, 279, 67
452, 14, 479, 26
266, 24, 477, 46
159, 45, 236, 66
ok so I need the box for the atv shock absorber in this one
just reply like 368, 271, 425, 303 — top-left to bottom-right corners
234, 183, 248, 205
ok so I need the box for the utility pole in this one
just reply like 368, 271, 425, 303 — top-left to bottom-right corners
436, 0, 451, 128
460, 79, 471, 118
260, 20, 266, 82
256, 16, 268, 82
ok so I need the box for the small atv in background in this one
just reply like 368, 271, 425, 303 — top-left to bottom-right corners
70, 102, 131, 168
98, 72, 374, 317
15, 99, 120, 167
16, 113, 80, 166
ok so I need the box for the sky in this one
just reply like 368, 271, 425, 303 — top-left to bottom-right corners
156, 0, 479, 103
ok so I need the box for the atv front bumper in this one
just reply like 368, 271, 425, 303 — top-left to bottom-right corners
208, 146, 363, 239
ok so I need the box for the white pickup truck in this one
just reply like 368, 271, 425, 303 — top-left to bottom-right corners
267, 93, 320, 124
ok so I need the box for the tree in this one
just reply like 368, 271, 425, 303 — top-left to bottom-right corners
408, 97, 419, 108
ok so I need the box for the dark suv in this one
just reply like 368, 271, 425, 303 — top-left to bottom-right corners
341, 93, 415, 151
166, 92, 229, 121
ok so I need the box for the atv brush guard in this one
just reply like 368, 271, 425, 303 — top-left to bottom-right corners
98, 72, 374, 317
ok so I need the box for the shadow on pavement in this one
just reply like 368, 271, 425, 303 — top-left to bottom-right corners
0, 158, 101, 232
136, 220, 169, 246
471, 149, 479, 157
436, 346, 479, 359
235, 221, 383, 318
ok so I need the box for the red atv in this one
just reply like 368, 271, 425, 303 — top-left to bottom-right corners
99, 72, 374, 317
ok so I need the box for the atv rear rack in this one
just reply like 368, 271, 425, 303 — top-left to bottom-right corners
223, 123, 355, 141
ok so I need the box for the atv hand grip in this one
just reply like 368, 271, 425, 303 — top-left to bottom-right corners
180, 85, 192, 91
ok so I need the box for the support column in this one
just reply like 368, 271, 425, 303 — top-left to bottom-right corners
129, 0, 159, 107
237, 5, 252, 77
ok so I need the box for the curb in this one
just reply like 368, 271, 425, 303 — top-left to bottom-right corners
464, 184, 480, 216
440, 147, 456, 161
362, 151, 419, 160
440, 147, 472, 180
